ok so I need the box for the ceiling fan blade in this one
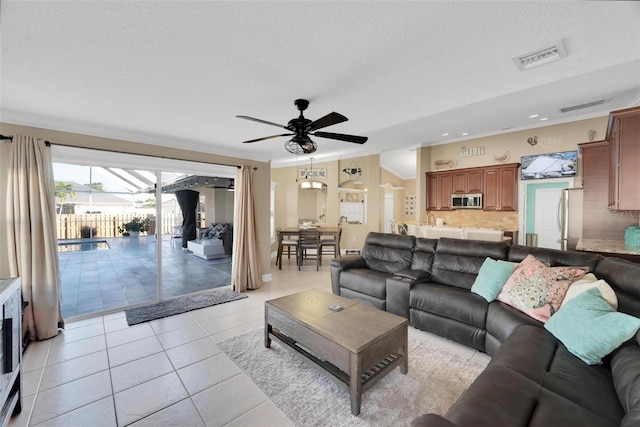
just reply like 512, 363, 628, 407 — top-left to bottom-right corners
312, 131, 368, 144
236, 115, 288, 130
306, 112, 348, 132
242, 133, 293, 143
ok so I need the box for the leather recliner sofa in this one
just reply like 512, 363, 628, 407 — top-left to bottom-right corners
330, 232, 640, 427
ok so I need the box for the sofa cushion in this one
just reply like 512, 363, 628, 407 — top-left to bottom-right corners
483, 326, 624, 425
508, 244, 602, 269
361, 232, 415, 274
470, 258, 517, 302
611, 344, 640, 427
496, 254, 588, 323
410, 283, 487, 328
561, 273, 618, 310
594, 257, 640, 318
431, 239, 508, 290
485, 303, 542, 354
445, 361, 620, 427
544, 288, 640, 365
411, 238, 438, 271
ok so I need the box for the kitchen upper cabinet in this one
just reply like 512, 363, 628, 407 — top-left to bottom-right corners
426, 172, 452, 211
428, 164, 517, 211
607, 106, 640, 210
452, 170, 483, 194
483, 163, 519, 211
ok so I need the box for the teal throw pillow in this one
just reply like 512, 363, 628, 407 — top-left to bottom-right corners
545, 287, 640, 365
470, 258, 518, 302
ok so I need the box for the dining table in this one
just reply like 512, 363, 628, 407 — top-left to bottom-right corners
279, 226, 343, 263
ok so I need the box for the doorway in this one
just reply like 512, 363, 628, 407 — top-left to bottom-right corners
52, 146, 236, 320
384, 193, 393, 233
519, 179, 573, 248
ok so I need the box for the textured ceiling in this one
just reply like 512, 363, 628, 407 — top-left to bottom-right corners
1, 1, 639, 179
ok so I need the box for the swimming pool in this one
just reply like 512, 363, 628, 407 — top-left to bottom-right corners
58, 241, 110, 253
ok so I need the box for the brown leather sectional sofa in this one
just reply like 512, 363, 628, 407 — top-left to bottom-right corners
330, 232, 640, 427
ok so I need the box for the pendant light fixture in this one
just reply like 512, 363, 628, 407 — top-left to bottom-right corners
299, 157, 323, 190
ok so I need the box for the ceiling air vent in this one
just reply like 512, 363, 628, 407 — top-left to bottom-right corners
513, 40, 567, 71
559, 98, 610, 113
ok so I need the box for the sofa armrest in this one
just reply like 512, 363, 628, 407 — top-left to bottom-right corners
386, 277, 412, 319
330, 256, 366, 295
411, 414, 458, 427
330, 255, 366, 271
394, 268, 431, 282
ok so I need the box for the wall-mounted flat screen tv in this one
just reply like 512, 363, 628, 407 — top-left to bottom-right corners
520, 151, 577, 180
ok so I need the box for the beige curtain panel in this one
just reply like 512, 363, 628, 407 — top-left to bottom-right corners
231, 165, 263, 291
4, 135, 64, 340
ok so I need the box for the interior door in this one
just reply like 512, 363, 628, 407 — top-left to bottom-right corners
534, 188, 563, 249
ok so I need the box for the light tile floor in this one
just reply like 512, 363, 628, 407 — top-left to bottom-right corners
10, 257, 491, 427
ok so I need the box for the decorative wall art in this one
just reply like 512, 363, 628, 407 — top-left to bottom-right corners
298, 168, 326, 180
459, 145, 485, 158
405, 195, 415, 216
526, 135, 563, 147
434, 159, 458, 169
346, 193, 359, 202
493, 151, 511, 163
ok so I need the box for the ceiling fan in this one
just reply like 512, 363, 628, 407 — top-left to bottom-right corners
236, 99, 368, 155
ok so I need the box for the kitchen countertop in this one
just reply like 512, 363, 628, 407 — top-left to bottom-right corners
576, 239, 640, 255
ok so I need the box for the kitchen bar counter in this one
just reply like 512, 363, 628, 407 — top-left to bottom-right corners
576, 239, 640, 264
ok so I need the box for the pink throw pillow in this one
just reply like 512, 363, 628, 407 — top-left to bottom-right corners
496, 254, 588, 323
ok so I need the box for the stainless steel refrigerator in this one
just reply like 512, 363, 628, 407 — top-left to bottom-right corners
558, 188, 584, 251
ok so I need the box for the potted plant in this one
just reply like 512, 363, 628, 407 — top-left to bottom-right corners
118, 216, 150, 237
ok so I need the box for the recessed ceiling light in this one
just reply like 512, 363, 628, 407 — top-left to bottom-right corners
540, 117, 549, 121
529, 114, 539, 118
462, 133, 469, 136
442, 133, 449, 136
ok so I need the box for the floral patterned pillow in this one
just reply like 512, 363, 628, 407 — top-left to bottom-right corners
496, 254, 588, 323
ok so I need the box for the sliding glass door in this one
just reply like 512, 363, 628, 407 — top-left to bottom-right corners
52, 146, 235, 320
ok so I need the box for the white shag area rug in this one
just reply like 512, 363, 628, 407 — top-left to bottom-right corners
219, 329, 488, 426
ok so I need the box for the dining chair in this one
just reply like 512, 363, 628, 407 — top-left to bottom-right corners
319, 227, 342, 263
276, 228, 298, 269
298, 228, 321, 271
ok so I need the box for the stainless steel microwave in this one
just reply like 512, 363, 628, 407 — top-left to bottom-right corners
451, 193, 483, 209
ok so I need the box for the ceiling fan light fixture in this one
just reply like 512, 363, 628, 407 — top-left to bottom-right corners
285, 138, 318, 155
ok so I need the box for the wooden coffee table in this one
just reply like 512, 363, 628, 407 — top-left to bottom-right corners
264, 289, 408, 416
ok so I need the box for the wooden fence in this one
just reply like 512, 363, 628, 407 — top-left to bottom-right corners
56, 213, 183, 240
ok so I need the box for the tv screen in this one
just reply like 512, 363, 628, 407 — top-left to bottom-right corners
520, 151, 577, 180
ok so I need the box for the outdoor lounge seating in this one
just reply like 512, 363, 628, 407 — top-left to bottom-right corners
200, 222, 233, 255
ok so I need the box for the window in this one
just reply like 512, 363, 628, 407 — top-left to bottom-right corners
270, 182, 276, 244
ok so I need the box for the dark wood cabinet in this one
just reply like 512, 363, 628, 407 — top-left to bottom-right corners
581, 140, 639, 241
467, 171, 483, 194
607, 106, 640, 210
426, 172, 452, 211
483, 163, 519, 211
427, 163, 518, 211
452, 170, 483, 194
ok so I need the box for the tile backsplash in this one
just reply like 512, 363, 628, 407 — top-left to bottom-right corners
418, 210, 519, 231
